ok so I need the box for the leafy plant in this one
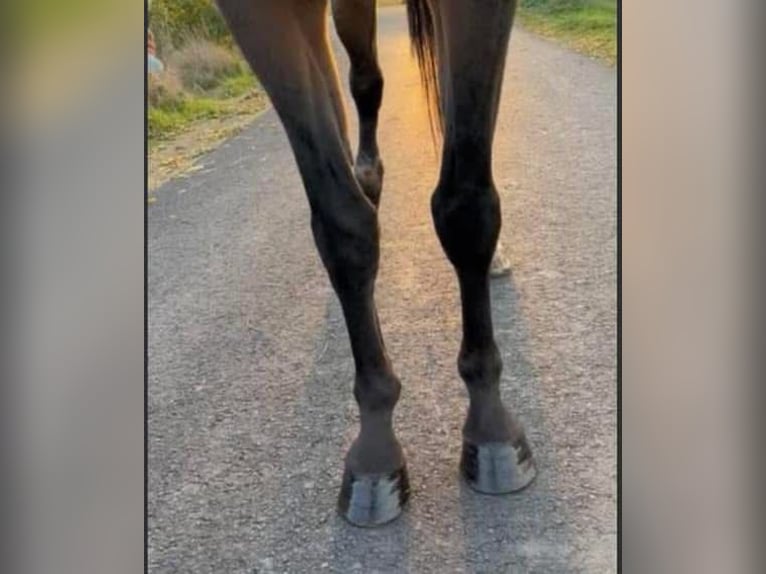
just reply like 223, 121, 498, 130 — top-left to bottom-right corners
168, 38, 243, 92
149, 0, 230, 54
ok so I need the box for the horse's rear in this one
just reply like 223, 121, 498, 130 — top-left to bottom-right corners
215, 0, 535, 527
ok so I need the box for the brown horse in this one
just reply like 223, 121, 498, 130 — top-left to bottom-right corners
214, 0, 535, 526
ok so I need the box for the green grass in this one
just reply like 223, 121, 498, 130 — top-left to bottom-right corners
149, 67, 258, 143
149, 98, 228, 141
517, 0, 616, 65
375, 1, 616, 64
214, 72, 257, 99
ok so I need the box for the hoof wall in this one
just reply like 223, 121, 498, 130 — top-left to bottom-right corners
461, 437, 536, 494
489, 242, 512, 278
338, 465, 410, 527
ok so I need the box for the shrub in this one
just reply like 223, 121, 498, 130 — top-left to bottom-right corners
216, 73, 257, 99
148, 69, 186, 110
168, 39, 242, 92
149, 0, 231, 54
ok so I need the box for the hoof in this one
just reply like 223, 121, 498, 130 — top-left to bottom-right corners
489, 253, 511, 278
461, 437, 536, 494
338, 465, 410, 527
489, 244, 511, 278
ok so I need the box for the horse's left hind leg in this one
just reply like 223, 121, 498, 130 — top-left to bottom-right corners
332, 0, 385, 206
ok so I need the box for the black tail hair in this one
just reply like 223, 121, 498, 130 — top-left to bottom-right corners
406, 0, 442, 139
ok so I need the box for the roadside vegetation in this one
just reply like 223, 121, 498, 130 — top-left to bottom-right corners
517, 0, 616, 65
148, 0, 269, 190
148, 0, 267, 146
376, 1, 616, 65
147, 0, 614, 190
148, 39, 264, 143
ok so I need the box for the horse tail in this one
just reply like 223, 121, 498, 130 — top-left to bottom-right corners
406, 0, 442, 138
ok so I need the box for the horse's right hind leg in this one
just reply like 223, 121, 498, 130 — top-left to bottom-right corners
332, 0, 385, 206
216, 0, 408, 527
490, 239, 512, 278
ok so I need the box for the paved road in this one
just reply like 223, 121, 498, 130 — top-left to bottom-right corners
148, 7, 616, 573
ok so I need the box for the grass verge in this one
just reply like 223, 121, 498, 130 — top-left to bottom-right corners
372, 1, 615, 64
148, 69, 263, 143
517, 0, 616, 65
148, 87, 269, 191
148, 40, 269, 191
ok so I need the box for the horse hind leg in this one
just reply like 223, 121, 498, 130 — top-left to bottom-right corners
422, 0, 536, 493
216, 0, 408, 526
490, 238, 512, 278
332, 0, 385, 206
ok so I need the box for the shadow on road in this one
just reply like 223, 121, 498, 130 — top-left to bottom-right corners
261, 270, 578, 572
453, 272, 577, 571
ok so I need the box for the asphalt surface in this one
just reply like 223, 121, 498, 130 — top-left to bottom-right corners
148, 7, 617, 573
